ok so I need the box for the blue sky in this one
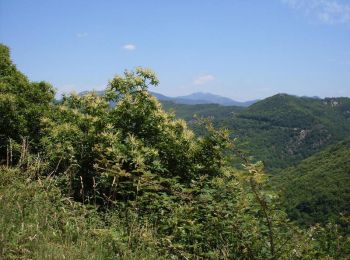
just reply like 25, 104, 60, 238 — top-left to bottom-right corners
0, 0, 349, 101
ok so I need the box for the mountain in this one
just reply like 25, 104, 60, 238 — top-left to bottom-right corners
272, 138, 350, 226
162, 93, 350, 226
164, 93, 350, 170
169, 92, 257, 106
78, 90, 350, 170
160, 100, 244, 121
149, 91, 173, 101
231, 94, 350, 169
78, 90, 257, 107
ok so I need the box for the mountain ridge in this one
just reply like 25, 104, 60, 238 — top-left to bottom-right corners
166, 92, 258, 106
78, 90, 258, 107
162, 93, 350, 170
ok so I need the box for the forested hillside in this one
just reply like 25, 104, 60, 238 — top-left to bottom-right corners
1, 43, 350, 259
272, 138, 350, 227
235, 94, 350, 168
163, 94, 350, 170
161, 100, 244, 121
162, 93, 350, 230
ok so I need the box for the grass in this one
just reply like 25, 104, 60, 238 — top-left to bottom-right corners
0, 166, 165, 260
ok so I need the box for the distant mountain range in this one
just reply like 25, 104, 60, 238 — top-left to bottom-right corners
79, 90, 258, 107
150, 92, 258, 107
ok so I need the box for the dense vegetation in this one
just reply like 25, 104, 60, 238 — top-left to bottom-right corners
1, 43, 350, 259
163, 94, 350, 170
0, 45, 54, 157
161, 101, 244, 121
272, 138, 350, 227
235, 94, 350, 169
162, 94, 350, 230
1, 167, 165, 259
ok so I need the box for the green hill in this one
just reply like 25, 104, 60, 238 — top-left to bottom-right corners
160, 100, 244, 121
163, 94, 350, 170
272, 138, 350, 226
232, 94, 350, 169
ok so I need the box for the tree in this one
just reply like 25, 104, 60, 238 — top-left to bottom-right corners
0, 44, 55, 161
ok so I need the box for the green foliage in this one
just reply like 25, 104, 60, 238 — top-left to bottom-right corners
161, 100, 244, 121
233, 94, 350, 169
1, 45, 349, 259
41, 68, 232, 206
164, 93, 350, 170
272, 138, 350, 227
0, 166, 166, 259
143, 163, 300, 259
0, 43, 55, 160
2, 161, 349, 259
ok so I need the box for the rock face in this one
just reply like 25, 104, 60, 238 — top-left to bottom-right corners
298, 129, 309, 142
324, 99, 339, 107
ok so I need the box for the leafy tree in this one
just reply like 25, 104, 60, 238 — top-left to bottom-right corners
0, 44, 55, 161
41, 68, 231, 205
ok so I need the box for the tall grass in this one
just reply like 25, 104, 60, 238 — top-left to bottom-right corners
0, 166, 165, 259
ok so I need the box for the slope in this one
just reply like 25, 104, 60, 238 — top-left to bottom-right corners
272, 138, 350, 226
230, 94, 350, 169
163, 93, 350, 170
160, 100, 244, 121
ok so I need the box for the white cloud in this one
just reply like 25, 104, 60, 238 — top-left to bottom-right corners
123, 44, 136, 51
193, 74, 215, 85
76, 32, 88, 38
282, 0, 350, 25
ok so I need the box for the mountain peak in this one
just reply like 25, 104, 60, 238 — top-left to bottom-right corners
162, 92, 257, 107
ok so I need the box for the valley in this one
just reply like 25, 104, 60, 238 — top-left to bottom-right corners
159, 94, 350, 229
161, 94, 350, 170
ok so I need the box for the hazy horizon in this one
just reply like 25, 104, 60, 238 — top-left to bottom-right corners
1, 0, 349, 101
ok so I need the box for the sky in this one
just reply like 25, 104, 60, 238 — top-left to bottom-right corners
0, 0, 350, 101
